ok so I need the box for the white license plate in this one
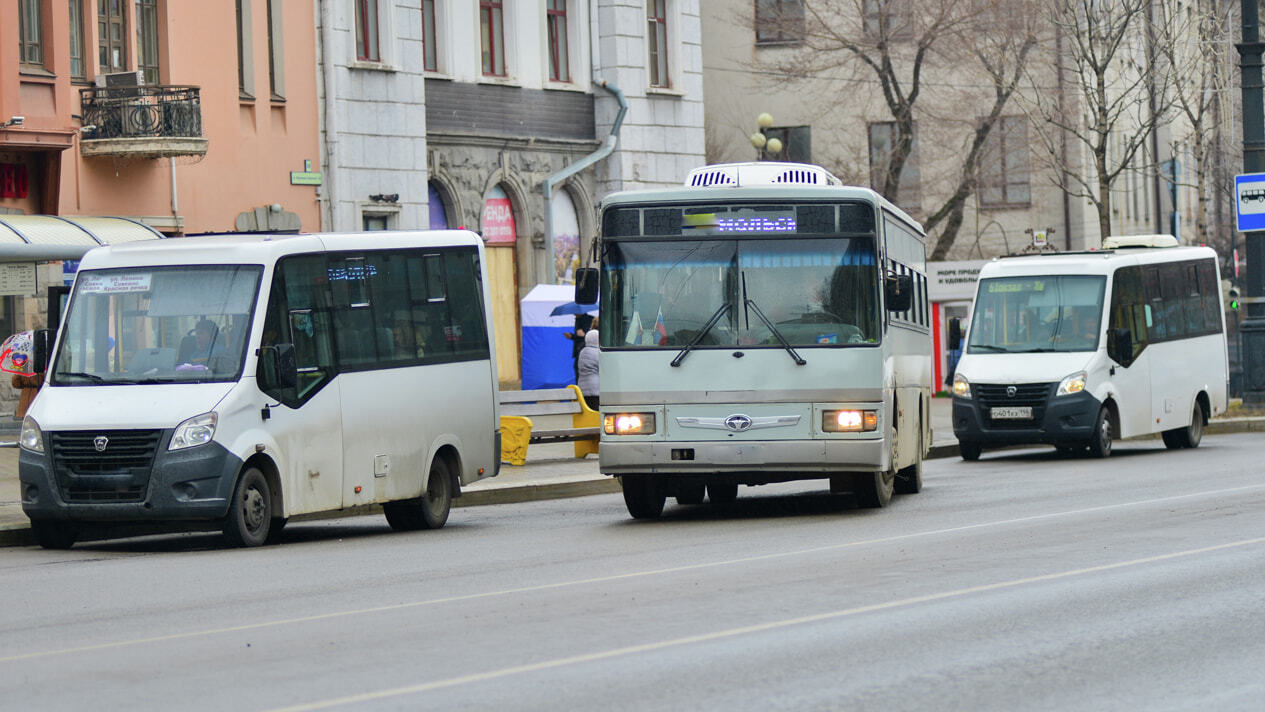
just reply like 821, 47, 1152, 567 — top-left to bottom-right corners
990, 406, 1033, 419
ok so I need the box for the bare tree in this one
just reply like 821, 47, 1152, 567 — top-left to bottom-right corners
926, 1, 1040, 259
1024, 0, 1174, 241
1153, 0, 1235, 252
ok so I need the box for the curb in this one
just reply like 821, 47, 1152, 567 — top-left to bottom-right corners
1, 419, 1259, 548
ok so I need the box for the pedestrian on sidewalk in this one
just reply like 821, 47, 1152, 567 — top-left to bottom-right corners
577, 328, 600, 410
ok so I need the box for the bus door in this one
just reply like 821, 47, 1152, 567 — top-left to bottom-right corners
1105, 267, 1151, 437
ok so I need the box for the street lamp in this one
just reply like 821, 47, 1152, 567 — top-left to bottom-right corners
750, 113, 782, 160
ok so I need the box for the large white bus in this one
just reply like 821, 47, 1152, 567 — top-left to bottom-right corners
19, 231, 500, 548
949, 235, 1228, 459
579, 162, 932, 519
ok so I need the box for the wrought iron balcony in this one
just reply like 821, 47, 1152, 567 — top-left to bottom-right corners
79, 85, 208, 159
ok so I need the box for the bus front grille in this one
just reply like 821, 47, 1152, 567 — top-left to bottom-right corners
50, 429, 162, 504
974, 383, 1053, 429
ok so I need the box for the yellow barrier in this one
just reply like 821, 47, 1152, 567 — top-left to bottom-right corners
498, 384, 600, 466
570, 384, 600, 459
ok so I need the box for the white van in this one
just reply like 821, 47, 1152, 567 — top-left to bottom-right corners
949, 236, 1228, 460
19, 231, 500, 548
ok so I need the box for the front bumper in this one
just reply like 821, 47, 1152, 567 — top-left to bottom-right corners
20, 432, 244, 523
599, 437, 886, 476
952, 390, 1102, 446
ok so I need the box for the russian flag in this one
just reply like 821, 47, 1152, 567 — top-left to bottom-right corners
655, 309, 668, 345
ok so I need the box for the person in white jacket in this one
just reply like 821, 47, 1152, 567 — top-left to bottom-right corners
577, 328, 600, 410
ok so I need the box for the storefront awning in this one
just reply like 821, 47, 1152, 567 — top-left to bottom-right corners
0, 215, 166, 261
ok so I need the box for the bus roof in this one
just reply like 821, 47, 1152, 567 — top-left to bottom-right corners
981, 244, 1218, 278
75, 230, 485, 270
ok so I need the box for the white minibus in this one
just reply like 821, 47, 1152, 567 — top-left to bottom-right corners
949, 235, 1228, 459
578, 162, 932, 518
19, 231, 500, 548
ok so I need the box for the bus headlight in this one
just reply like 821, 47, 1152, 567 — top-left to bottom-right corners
170, 412, 217, 450
603, 413, 656, 435
19, 416, 43, 453
952, 374, 972, 398
1056, 371, 1087, 397
823, 410, 879, 433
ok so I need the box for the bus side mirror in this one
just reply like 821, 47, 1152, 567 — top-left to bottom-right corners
31, 329, 52, 374
257, 343, 298, 391
1108, 328, 1133, 366
885, 273, 913, 312
575, 267, 599, 305
947, 318, 962, 351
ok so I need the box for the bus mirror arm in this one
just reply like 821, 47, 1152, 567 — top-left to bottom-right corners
257, 343, 299, 391
31, 329, 52, 374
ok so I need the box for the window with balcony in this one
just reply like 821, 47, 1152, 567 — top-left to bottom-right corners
19, 0, 45, 69
422, 0, 438, 72
647, 0, 669, 88
548, 0, 570, 82
480, 0, 506, 76
69, 0, 87, 79
979, 115, 1031, 208
755, 0, 804, 45
99, 0, 128, 73
356, 0, 381, 62
136, 0, 160, 84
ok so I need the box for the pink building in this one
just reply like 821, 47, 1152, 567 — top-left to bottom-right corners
2, 1, 321, 234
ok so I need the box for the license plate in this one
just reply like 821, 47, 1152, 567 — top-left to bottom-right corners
990, 406, 1033, 419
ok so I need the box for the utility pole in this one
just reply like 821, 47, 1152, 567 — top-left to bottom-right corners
1237, 0, 1265, 404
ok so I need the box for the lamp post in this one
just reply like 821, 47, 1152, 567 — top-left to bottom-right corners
750, 113, 782, 160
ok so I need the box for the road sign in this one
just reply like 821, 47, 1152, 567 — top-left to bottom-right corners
1235, 173, 1265, 231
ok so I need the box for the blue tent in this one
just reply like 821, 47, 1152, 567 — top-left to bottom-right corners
520, 284, 594, 390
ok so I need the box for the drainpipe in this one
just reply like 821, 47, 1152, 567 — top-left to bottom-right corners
169, 157, 180, 233
541, 79, 627, 284
318, 0, 338, 231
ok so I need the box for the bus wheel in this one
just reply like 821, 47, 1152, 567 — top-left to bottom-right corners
675, 481, 706, 506
706, 481, 738, 504
621, 475, 665, 519
1087, 407, 1112, 458
895, 428, 923, 495
31, 520, 78, 550
384, 458, 453, 531
1163, 400, 1204, 450
959, 441, 982, 461
854, 470, 894, 508
223, 467, 273, 547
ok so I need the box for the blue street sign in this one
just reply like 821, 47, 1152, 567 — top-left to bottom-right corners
1235, 173, 1265, 231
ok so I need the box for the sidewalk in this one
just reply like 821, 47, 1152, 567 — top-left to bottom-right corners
3, 399, 1261, 547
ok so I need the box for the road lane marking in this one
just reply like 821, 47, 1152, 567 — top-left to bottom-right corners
268, 535, 1265, 711
4, 482, 1264, 665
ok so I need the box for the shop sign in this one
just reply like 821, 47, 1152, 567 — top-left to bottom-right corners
481, 197, 516, 244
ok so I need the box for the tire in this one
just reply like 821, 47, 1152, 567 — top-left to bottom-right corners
675, 481, 706, 506
31, 520, 78, 550
854, 469, 894, 508
895, 425, 923, 495
223, 467, 273, 547
621, 475, 666, 519
1087, 406, 1112, 458
384, 458, 453, 531
959, 441, 982, 461
706, 481, 738, 504
1163, 400, 1204, 450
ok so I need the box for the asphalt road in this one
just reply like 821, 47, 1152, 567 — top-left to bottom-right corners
3, 433, 1265, 711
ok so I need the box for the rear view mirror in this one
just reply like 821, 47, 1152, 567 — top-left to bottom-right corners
947, 318, 962, 351
1108, 328, 1133, 366
257, 343, 298, 391
885, 273, 913, 312
574, 267, 599, 305
31, 329, 52, 374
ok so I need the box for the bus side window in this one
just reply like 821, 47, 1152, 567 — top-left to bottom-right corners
1109, 266, 1146, 365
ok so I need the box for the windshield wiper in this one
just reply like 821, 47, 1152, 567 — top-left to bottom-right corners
744, 298, 806, 365
671, 302, 732, 367
56, 371, 107, 383
969, 345, 1011, 353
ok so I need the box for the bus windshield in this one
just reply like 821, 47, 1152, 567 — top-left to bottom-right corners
968, 275, 1106, 354
51, 265, 262, 385
602, 236, 878, 349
